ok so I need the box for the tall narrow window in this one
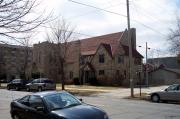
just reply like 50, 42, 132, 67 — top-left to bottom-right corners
38, 51, 41, 64
99, 54, 104, 63
118, 55, 124, 64
69, 71, 73, 79
124, 70, 126, 79
116, 70, 120, 75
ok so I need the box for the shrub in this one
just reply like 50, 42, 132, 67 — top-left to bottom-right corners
89, 77, 98, 86
73, 77, 80, 85
31, 72, 40, 79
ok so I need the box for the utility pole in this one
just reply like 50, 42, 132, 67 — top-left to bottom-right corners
126, 0, 134, 97
146, 42, 148, 87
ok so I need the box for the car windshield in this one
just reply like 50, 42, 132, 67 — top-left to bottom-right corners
12, 79, 21, 83
43, 93, 81, 111
166, 84, 178, 91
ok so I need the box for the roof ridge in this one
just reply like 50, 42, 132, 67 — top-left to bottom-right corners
80, 31, 123, 41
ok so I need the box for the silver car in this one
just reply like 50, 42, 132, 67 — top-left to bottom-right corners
150, 84, 180, 102
26, 78, 56, 92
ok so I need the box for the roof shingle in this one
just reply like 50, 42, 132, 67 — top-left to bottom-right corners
80, 32, 123, 56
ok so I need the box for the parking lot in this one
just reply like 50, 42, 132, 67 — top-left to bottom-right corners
0, 89, 180, 119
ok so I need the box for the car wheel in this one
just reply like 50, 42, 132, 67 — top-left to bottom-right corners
151, 94, 160, 103
38, 87, 42, 92
26, 87, 30, 92
13, 113, 20, 119
15, 87, 19, 91
7, 86, 10, 90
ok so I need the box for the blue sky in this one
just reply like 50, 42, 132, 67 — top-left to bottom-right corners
23, 0, 180, 58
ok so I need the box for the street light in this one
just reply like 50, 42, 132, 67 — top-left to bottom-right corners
138, 42, 150, 87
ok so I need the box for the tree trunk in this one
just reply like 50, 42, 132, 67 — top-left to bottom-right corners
61, 61, 65, 90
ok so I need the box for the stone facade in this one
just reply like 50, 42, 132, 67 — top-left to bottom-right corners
32, 28, 143, 86
0, 44, 32, 80
0, 28, 143, 86
32, 41, 80, 83
79, 28, 143, 86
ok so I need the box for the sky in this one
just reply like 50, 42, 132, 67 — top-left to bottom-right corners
33, 0, 180, 58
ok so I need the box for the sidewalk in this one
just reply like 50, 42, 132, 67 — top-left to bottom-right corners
96, 85, 169, 98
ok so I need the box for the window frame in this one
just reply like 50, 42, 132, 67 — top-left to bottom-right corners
99, 54, 105, 63
44, 80, 54, 84
43, 93, 81, 111
69, 71, 73, 79
118, 55, 124, 64
18, 95, 30, 104
28, 95, 45, 109
99, 70, 105, 75
177, 85, 180, 91
166, 84, 179, 91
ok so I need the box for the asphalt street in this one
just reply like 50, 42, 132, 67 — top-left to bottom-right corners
0, 89, 180, 119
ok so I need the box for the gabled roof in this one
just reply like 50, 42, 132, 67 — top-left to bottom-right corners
164, 68, 180, 74
122, 45, 144, 58
148, 57, 180, 69
101, 43, 112, 57
149, 67, 180, 75
0, 43, 32, 49
80, 32, 124, 56
80, 31, 143, 58
81, 62, 95, 71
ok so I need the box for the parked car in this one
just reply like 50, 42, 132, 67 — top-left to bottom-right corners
149, 84, 180, 102
26, 78, 56, 92
7, 79, 29, 90
10, 91, 109, 119
0, 79, 12, 83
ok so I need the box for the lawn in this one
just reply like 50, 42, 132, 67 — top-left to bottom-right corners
0, 83, 118, 96
56, 84, 118, 96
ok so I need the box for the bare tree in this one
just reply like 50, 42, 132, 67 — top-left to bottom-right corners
14, 36, 32, 80
168, 18, 180, 54
21, 37, 32, 80
0, 0, 51, 41
168, 18, 180, 63
46, 19, 75, 90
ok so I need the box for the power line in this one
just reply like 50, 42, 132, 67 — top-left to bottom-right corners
68, 0, 167, 38
131, 1, 174, 26
67, 2, 126, 20
144, 0, 173, 16
137, 45, 169, 54
68, 0, 127, 17
36, 2, 128, 39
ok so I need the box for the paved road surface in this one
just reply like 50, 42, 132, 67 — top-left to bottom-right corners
0, 89, 180, 119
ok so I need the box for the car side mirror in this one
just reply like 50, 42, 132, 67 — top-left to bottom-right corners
36, 107, 45, 112
79, 98, 83, 102
165, 88, 167, 91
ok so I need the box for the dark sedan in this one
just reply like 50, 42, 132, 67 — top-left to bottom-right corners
7, 79, 29, 91
10, 91, 109, 119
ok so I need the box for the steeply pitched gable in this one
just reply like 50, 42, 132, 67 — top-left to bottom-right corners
80, 32, 124, 56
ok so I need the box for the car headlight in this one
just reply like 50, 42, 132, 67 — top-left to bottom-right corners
104, 113, 109, 119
